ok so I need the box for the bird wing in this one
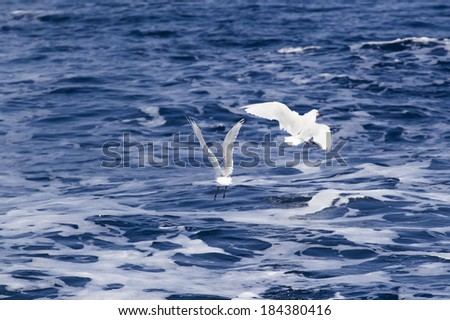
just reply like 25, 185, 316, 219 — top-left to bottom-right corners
222, 118, 244, 177
241, 101, 306, 135
187, 117, 223, 177
310, 123, 332, 152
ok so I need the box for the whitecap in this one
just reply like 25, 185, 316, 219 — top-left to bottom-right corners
11, 10, 36, 15
277, 46, 320, 54
350, 37, 440, 51
137, 106, 166, 128
444, 38, 450, 52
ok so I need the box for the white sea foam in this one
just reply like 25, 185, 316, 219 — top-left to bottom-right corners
318, 73, 349, 81
277, 46, 320, 54
1, 169, 448, 299
0, 109, 51, 145
443, 38, 450, 53
412, 263, 450, 276
136, 106, 166, 128
11, 10, 36, 15
337, 228, 398, 245
350, 37, 440, 51
2, 1, 449, 300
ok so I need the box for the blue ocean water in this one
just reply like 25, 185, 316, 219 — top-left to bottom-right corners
1, 0, 450, 299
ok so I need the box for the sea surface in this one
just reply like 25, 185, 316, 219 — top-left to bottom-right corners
1, 0, 450, 299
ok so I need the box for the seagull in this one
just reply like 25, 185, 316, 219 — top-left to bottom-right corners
187, 117, 244, 200
241, 101, 331, 151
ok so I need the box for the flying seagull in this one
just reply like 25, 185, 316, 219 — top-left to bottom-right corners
187, 117, 244, 200
241, 101, 331, 151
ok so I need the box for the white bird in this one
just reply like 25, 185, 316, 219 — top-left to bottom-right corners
241, 101, 331, 151
187, 117, 244, 200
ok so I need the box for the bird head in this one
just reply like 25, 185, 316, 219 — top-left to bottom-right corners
304, 109, 320, 121
310, 109, 320, 117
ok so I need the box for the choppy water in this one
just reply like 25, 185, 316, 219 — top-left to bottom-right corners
1, 0, 450, 299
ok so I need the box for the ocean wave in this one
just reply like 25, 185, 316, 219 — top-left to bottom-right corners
277, 46, 320, 54
2, 0, 450, 300
136, 106, 166, 128
350, 37, 441, 51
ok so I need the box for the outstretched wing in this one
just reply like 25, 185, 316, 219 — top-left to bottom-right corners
187, 117, 223, 177
241, 101, 306, 135
222, 118, 244, 177
310, 123, 332, 152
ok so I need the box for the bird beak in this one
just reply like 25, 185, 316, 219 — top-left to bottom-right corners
317, 112, 321, 117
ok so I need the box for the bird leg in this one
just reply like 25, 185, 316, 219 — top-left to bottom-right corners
214, 186, 220, 201
223, 186, 228, 198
